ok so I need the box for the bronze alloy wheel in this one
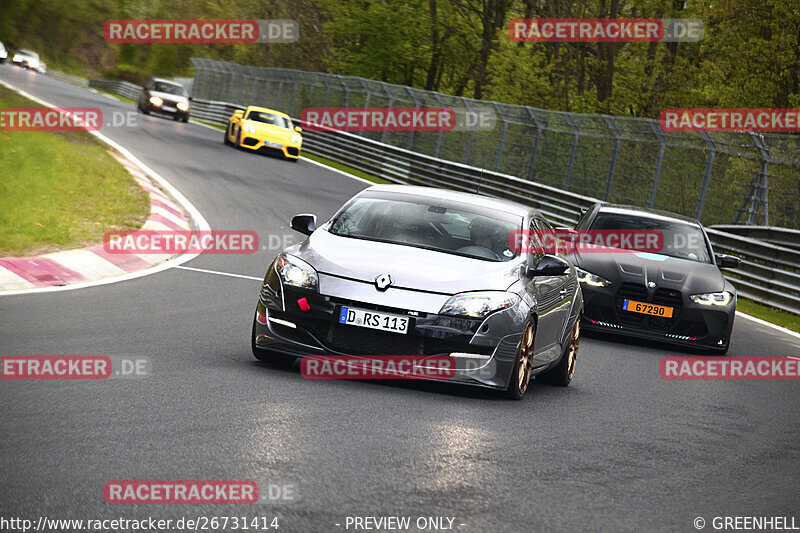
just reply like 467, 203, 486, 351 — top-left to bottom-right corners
566, 320, 579, 380
508, 321, 536, 398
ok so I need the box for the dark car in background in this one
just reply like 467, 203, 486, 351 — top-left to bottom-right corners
566, 204, 740, 354
137, 78, 190, 122
252, 184, 583, 399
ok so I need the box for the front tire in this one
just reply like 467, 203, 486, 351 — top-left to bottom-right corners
505, 321, 536, 400
537, 319, 580, 386
224, 124, 233, 145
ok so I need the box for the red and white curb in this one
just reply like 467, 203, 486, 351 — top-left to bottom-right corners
0, 79, 210, 296
0, 152, 191, 291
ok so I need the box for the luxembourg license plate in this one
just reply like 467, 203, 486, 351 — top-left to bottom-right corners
339, 306, 410, 334
622, 299, 674, 318
263, 140, 282, 148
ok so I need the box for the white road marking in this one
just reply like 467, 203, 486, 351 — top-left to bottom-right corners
736, 311, 800, 340
175, 265, 261, 281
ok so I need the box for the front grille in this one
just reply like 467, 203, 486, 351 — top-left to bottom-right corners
287, 147, 299, 156
670, 319, 708, 338
616, 283, 647, 327
242, 137, 258, 146
650, 288, 682, 330
330, 325, 423, 356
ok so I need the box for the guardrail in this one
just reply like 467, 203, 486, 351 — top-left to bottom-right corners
710, 225, 800, 251
47, 70, 88, 87
86, 79, 800, 316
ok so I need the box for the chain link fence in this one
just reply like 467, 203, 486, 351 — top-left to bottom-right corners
190, 57, 800, 229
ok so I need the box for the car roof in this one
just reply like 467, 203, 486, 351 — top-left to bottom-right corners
597, 203, 702, 226
361, 184, 536, 218
150, 78, 183, 86
245, 106, 291, 119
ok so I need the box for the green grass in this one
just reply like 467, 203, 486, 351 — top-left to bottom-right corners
736, 297, 800, 333
94, 88, 137, 105
0, 86, 150, 256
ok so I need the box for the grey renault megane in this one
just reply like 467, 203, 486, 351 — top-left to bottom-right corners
252, 185, 583, 399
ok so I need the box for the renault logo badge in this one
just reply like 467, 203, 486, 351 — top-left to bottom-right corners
375, 274, 393, 291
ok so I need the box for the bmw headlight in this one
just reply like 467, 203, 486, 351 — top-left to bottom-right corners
177, 102, 189, 112
243, 123, 256, 134
149, 96, 163, 106
439, 291, 518, 318
275, 254, 318, 291
690, 291, 733, 306
575, 267, 612, 287
291, 134, 302, 144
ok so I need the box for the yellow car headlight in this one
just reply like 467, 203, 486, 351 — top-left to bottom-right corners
149, 96, 163, 106
177, 102, 189, 112
243, 123, 256, 134
291, 134, 302, 144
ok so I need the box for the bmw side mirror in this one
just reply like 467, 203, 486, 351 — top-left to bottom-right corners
716, 254, 740, 269
291, 214, 317, 236
527, 255, 570, 277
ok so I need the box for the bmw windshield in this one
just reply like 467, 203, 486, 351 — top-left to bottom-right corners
328, 193, 523, 262
589, 212, 712, 263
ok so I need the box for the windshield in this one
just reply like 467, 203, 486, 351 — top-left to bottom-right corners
329, 194, 523, 262
589, 212, 712, 263
152, 82, 187, 96
246, 111, 293, 129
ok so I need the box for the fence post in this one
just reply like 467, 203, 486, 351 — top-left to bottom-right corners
647, 119, 666, 207
695, 132, 716, 222
603, 116, 621, 202
405, 87, 420, 150
493, 103, 508, 172
563, 113, 579, 190
462, 100, 476, 165
525, 108, 542, 181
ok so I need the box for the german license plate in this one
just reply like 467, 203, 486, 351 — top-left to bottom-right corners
339, 306, 410, 334
622, 299, 674, 318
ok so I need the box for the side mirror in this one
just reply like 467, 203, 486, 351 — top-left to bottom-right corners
716, 254, 740, 269
291, 214, 317, 236
527, 254, 570, 277
295, 126, 303, 133
233, 110, 244, 119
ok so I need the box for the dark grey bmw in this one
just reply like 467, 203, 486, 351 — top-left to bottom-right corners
252, 185, 583, 399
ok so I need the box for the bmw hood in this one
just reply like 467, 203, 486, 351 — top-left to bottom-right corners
289, 229, 522, 294
570, 249, 726, 294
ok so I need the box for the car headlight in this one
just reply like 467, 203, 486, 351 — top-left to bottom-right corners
275, 254, 318, 291
177, 102, 189, 112
291, 134, 302, 144
243, 123, 256, 134
29, 60, 39, 69
690, 291, 733, 306
439, 291, 518, 318
575, 267, 612, 287
149, 96, 163, 106
13, 55, 21, 62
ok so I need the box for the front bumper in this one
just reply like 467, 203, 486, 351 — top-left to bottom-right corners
239, 134, 301, 159
580, 282, 735, 351
253, 276, 523, 389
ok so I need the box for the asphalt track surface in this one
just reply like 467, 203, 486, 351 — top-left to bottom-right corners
1, 64, 799, 533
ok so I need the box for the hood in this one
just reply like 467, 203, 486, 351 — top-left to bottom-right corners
149, 90, 188, 105
243, 120, 296, 140
570, 249, 725, 294
289, 229, 522, 294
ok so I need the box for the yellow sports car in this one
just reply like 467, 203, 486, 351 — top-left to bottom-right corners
224, 106, 302, 162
